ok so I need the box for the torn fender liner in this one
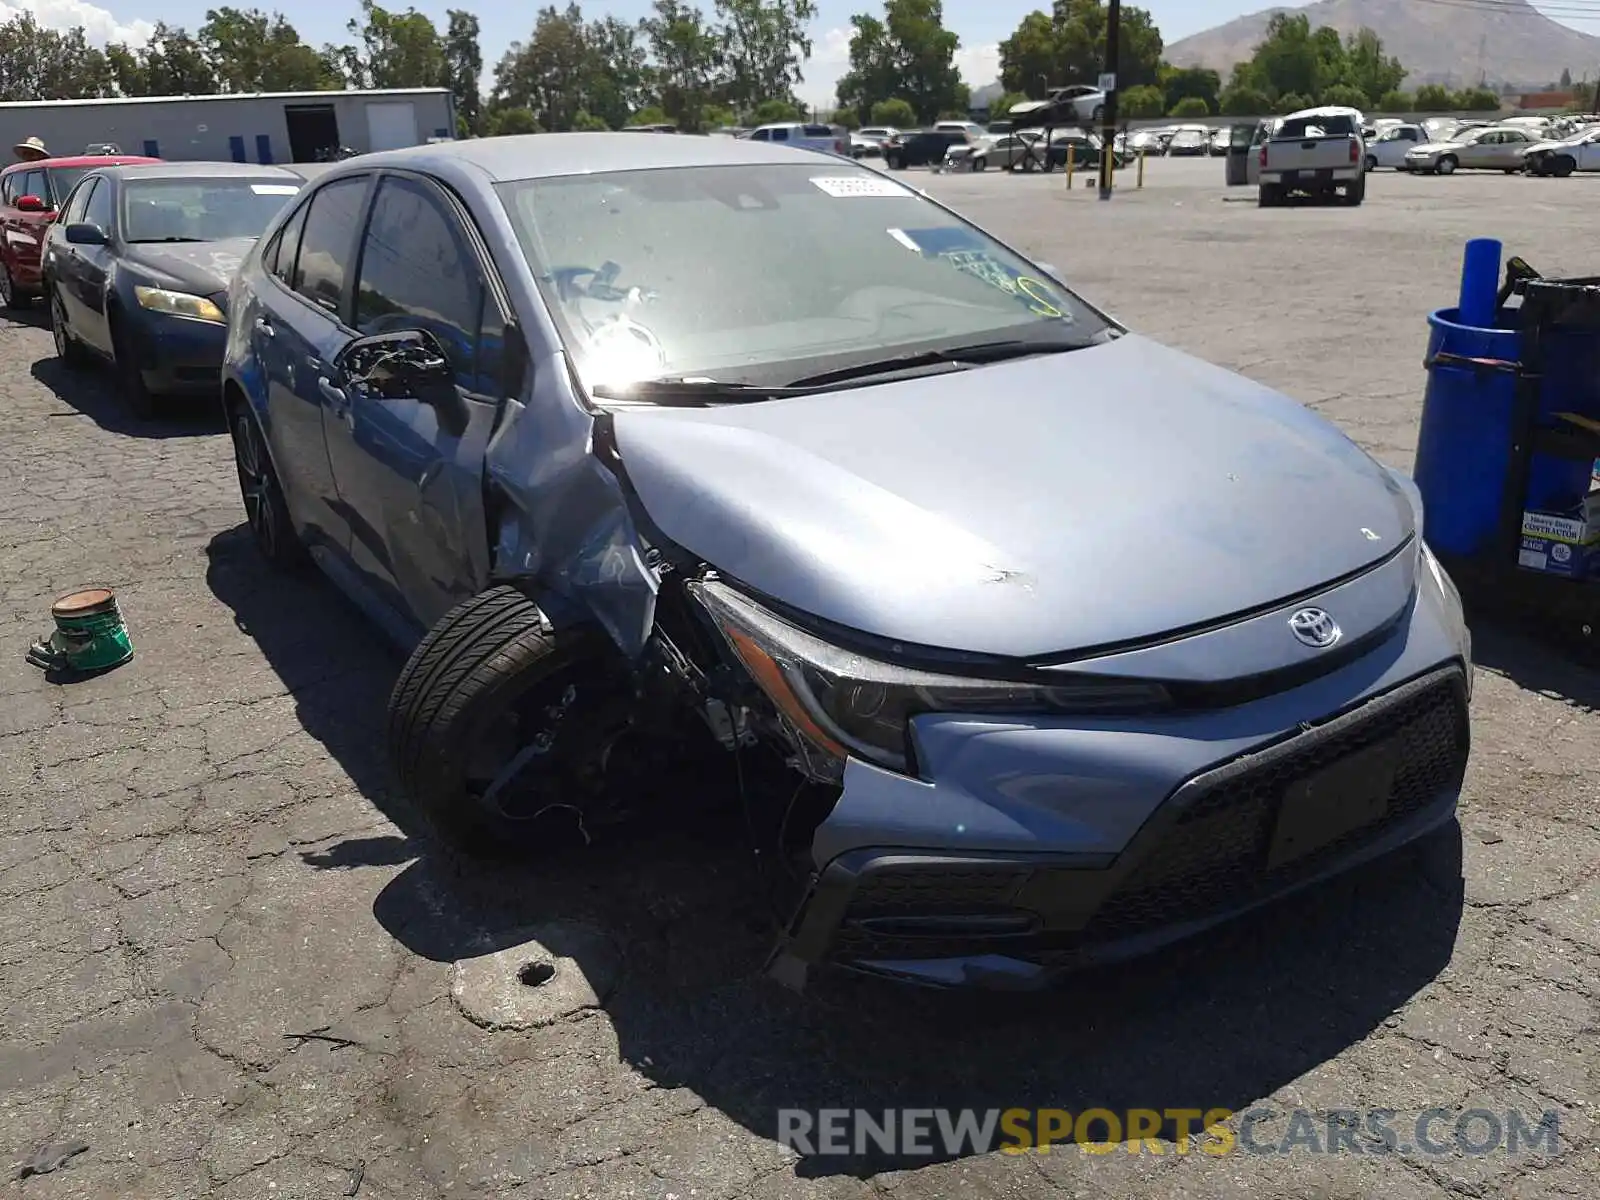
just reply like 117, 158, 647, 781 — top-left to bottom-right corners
483, 358, 660, 657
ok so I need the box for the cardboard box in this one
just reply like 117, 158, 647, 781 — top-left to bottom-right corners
1519, 495, 1600, 577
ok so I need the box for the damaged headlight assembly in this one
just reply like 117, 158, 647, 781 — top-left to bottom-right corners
687, 578, 1171, 778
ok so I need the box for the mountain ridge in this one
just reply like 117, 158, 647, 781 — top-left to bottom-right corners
1164, 0, 1600, 89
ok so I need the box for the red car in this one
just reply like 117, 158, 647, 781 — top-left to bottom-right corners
0, 153, 159, 308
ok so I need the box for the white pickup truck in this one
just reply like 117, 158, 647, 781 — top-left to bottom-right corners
1258, 106, 1366, 207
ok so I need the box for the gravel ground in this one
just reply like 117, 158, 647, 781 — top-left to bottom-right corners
0, 154, 1596, 1199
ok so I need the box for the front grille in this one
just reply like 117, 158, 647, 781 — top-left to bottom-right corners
1084, 673, 1468, 939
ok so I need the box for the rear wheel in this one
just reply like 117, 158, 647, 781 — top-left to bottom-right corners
1554, 155, 1576, 177
386, 586, 635, 854
1344, 175, 1366, 205
1363, 154, 1377, 172
1257, 184, 1283, 207
229, 404, 306, 569
1437, 155, 1457, 175
971, 155, 986, 171
885, 152, 903, 169
49, 285, 85, 367
0, 262, 26, 310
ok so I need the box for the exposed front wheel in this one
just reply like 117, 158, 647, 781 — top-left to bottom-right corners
1437, 155, 1457, 175
386, 587, 637, 854
49, 286, 86, 367
1554, 156, 1576, 177
111, 315, 156, 420
972, 156, 986, 171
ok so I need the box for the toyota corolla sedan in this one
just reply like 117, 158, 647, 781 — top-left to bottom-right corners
222, 133, 1471, 991
43, 162, 304, 417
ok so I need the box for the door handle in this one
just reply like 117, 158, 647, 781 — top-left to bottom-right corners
317, 376, 347, 408
253, 316, 274, 337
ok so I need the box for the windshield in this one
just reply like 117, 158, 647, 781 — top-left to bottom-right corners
122, 178, 301, 243
46, 166, 90, 203
497, 163, 1103, 390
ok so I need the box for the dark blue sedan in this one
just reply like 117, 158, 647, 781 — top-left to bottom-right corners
43, 162, 304, 418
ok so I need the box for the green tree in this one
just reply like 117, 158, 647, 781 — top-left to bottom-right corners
1413, 83, 1453, 111
583, 15, 650, 130
1319, 82, 1369, 109
1311, 24, 1345, 93
139, 23, 220, 95
751, 97, 804, 121
485, 106, 542, 135
1378, 89, 1410, 111
444, 11, 484, 134
715, 0, 817, 114
0, 14, 115, 100
105, 42, 147, 96
499, 5, 590, 132
990, 90, 1027, 119
832, 105, 858, 127
629, 103, 672, 124
1341, 28, 1404, 107
998, 2, 1163, 98
870, 96, 916, 125
1168, 95, 1208, 117
1456, 87, 1500, 112
1119, 84, 1162, 117
198, 9, 336, 92
572, 108, 610, 129
640, 0, 722, 131
1218, 85, 1269, 115
1237, 14, 1320, 100
343, 1, 446, 89
1159, 65, 1218, 114
837, 0, 965, 123
1274, 90, 1312, 114
702, 102, 738, 126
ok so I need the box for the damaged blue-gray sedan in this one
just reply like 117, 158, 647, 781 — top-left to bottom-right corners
221, 133, 1472, 991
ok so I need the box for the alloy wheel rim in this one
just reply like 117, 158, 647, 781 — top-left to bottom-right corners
234, 417, 275, 553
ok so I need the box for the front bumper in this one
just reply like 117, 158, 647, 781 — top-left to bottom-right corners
767, 550, 1472, 990
132, 309, 227, 394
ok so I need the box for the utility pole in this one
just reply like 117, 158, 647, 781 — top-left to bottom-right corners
1098, 0, 1120, 200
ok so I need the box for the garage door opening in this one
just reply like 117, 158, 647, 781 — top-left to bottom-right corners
285, 104, 339, 162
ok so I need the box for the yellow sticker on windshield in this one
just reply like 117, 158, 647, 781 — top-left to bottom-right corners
1017, 276, 1065, 318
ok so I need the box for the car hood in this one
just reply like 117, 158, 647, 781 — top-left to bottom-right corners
1526, 139, 1577, 153
611, 335, 1413, 659
1407, 141, 1462, 154
121, 237, 257, 296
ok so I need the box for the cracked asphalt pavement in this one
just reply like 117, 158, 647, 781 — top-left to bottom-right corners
1, 156, 1597, 1198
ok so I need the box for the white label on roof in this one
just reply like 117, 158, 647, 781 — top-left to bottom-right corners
810, 175, 910, 198
251, 184, 300, 195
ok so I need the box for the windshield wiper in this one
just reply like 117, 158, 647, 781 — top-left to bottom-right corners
783, 336, 1098, 389
589, 378, 802, 405
127, 236, 206, 243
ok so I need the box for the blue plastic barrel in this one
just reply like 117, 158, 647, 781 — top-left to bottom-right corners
1414, 306, 1597, 558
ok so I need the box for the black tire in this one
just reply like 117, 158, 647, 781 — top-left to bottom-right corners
48, 285, 86, 367
0, 262, 26, 311
1344, 176, 1366, 205
1504, 167, 1519, 175
110, 311, 155, 420
885, 152, 903, 169
1437, 155, 1457, 175
1554, 155, 1575, 178
386, 587, 633, 854
1090, 105, 1104, 123
1257, 184, 1281, 207
972, 155, 986, 171
1363, 154, 1377, 172
229, 404, 306, 569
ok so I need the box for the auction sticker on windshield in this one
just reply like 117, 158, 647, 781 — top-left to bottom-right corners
251, 184, 300, 195
810, 175, 913, 198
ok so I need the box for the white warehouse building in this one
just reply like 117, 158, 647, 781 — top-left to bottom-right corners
0, 87, 456, 164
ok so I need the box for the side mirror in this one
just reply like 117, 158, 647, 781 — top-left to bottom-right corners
341, 328, 469, 437
64, 223, 107, 245
15, 194, 46, 213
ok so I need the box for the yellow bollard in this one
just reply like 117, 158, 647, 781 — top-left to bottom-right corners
1137, 148, 1146, 188
1065, 152, 1074, 189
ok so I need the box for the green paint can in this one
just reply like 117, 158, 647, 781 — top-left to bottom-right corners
26, 587, 134, 676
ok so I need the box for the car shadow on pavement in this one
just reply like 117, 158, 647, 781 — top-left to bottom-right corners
30, 358, 226, 438
203, 525, 1467, 1177
1467, 620, 1600, 712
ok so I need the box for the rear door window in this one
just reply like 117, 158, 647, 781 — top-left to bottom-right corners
292, 176, 369, 318
267, 198, 310, 286
18, 170, 46, 205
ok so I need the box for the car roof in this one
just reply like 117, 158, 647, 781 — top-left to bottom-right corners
84, 161, 306, 181
334, 132, 861, 183
3, 154, 159, 173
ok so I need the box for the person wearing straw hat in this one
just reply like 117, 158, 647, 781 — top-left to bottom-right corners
12, 136, 49, 162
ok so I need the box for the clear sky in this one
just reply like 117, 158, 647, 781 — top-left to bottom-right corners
13, 0, 1600, 106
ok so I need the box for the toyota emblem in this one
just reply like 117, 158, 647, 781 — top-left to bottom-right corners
1289, 608, 1341, 648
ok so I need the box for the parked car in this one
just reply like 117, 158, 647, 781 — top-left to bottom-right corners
0, 152, 159, 309
1364, 123, 1426, 170
934, 120, 986, 140
1404, 125, 1538, 174
1208, 127, 1230, 155
44, 162, 304, 417
1165, 127, 1211, 156
748, 122, 850, 156
1005, 84, 1106, 128
1258, 106, 1366, 206
1522, 126, 1600, 176
221, 132, 1471, 991
851, 126, 899, 158
883, 128, 972, 168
